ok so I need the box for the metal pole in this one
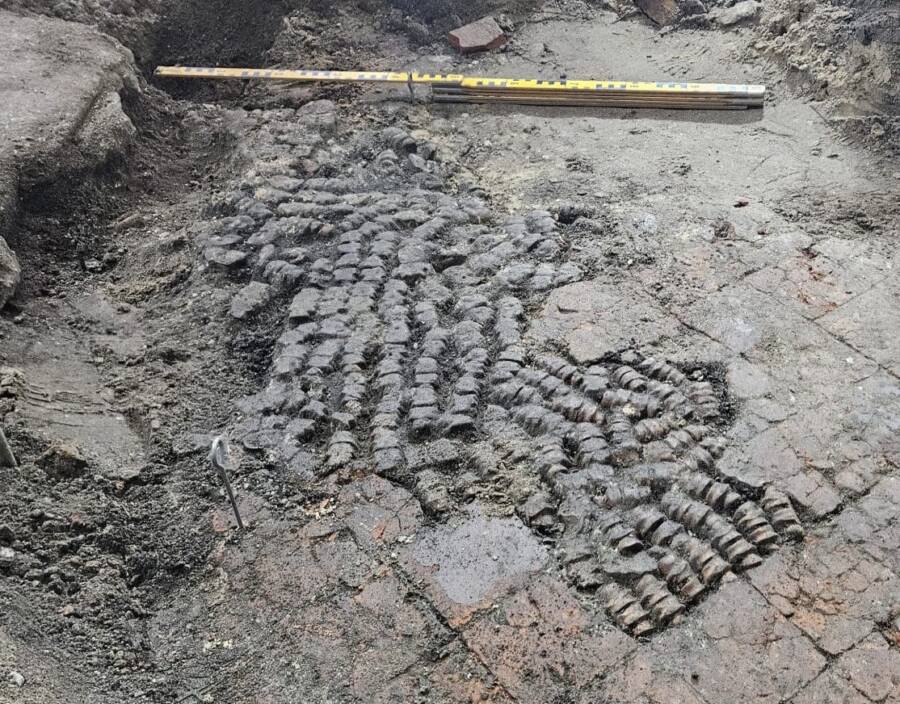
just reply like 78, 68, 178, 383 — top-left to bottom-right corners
0, 427, 16, 468
209, 436, 245, 531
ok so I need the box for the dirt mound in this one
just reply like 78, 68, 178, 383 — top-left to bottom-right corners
749, 0, 900, 153
387, 0, 539, 27
755, 0, 899, 114
0, 239, 19, 309
151, 0, 295, 69
0, 0, 163, 64
0, 9, 141, 313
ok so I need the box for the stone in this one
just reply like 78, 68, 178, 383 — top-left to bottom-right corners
204, 247, 247, 268
111, 213, 146, 231
416, 469, 452, 515
635, 0, 680, 26
785, 471, 841, 518
0, 546, 19, 574
255, 243, 278, 271
634, 212, 659, 234
556, 202, 595, 224
263, 260, 304, 292
0, 237, 20, 309
253, 186, 292, 206
408, 153, 430, 172
206, 234, 243, 248
297, 99, 337, 133
518, 491, 556, 528
602, 553, 660, 580
229, 281, 272, 320
36, 441, 88, 479
267, 175, 303, 192
836, 634, 900, 702
448, 16, 507, 54
715, 0, 761, 26
8, 670, 24, 687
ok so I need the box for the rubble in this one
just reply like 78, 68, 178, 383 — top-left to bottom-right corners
713, 0, 761, 27
229, 280, 272, 319
0, 366, 25, 399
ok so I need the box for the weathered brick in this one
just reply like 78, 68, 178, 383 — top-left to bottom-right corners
448, 16, 507, 54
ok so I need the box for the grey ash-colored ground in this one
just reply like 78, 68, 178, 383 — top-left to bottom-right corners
0, 1, 898, 703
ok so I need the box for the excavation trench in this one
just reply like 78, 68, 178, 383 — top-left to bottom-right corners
4, 0, 299, 296
2, 2, 899, 703
147, 0, 297, 100
0, 5, 299, 701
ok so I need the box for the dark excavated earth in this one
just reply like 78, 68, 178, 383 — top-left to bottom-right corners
1, 1, 898, 703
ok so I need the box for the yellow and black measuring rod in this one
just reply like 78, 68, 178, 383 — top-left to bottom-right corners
154, 66, 766, 110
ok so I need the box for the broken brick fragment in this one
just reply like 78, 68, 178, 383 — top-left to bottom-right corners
448, 16, 507, 54
635, 0, 680, 25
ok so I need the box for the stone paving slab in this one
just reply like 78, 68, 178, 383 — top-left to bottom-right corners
462, 575, 635, 703
752, 542, 896, 654
679, 283, 829, 358
594, 651, 707, 704
398, 504, 549, 627
532, 281, 683, 363
819, 281, 900, 378
650, 578, 827, 703
834, 634, 900, 703
792, 668, 871, 704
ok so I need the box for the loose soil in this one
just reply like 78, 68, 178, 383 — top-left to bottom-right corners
1, 1, 898, 703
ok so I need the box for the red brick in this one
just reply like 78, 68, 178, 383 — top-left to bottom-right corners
635, 0, 679, 25
448, 16, 507, 54
463, 576, 635, 703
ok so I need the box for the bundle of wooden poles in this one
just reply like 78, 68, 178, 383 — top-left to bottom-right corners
429, 78, 765, 110
153, 66, 766, 111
